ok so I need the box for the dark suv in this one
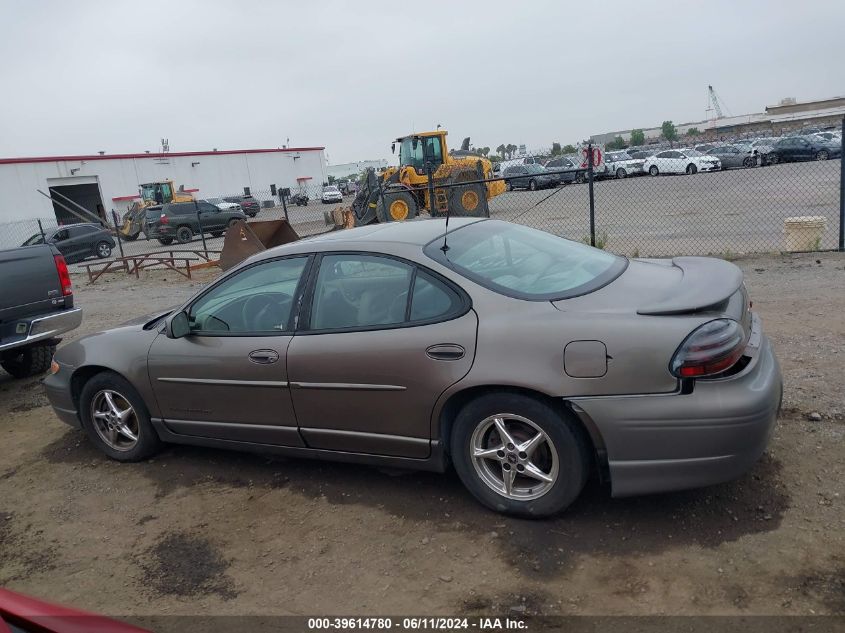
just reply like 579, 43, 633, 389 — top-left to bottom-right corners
21, 223, 115, 263
145, 202, 248, 245
223, 195, 261, 217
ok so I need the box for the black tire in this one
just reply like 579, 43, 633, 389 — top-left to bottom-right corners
78, 371, 161, 462
742, 157, 754, 168
449, 184, 488, 218
506, 181, 513, 192
95, 241, 112, 259
158, 237, 174, 246
615, 168, 627, 179
528, 179, 537, 191
686, 163, 697, 175
0, 344, 55, 379
377, 189, 418, 223
816, 150, 829, 161
649, 165, 659, 176
175, 226, 192, 244
450, 393, 590, 517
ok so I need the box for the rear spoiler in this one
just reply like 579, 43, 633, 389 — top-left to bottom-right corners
636, 256, 743, 316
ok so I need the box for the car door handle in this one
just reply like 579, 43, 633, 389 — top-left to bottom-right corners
426, 344, 465, 361
248, 349, 279, 364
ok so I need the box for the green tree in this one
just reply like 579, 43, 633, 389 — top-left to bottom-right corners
496, 144, 506, 158
661, 120, 678, 144
327, 175, 336, 184
551, 142, 562, 156
630, 129, 645, 146
607, 136, 626, 150
506, 144, 517, 158
687, 127, 701, 137
480, 146, 490, 157
561, 144, 576, 154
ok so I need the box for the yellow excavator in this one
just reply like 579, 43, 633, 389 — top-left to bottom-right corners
336, 130, 504, 227
119, 180, 195, 240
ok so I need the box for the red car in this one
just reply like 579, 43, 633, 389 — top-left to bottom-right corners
0, 588, 149, 633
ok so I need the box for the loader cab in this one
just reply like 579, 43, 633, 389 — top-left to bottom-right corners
140, 181, 174, 205
397, 133, 446, 174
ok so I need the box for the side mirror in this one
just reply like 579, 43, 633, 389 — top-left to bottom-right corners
167, 311, 190, 339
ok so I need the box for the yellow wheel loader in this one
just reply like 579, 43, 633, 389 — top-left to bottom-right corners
119, 180, 195, 240
338, 130, 504, 227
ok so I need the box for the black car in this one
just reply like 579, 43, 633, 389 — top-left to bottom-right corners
223, 195, 261, 217
21, 223, 115, 263
543, 157, 579, 184
769, 136, 841, 163
503, 164, 557, 191
145, 202, 248, 245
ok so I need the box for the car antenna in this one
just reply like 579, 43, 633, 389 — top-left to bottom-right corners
441, 203, 451, 253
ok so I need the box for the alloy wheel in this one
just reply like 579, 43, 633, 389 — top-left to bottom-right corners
470, 414, 559, 500
90, 389, 140, 452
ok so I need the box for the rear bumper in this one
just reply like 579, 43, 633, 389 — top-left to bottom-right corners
571, 325, 782, 497
0, 308, 82, 353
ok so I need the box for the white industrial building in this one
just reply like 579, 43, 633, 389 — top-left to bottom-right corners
0, 146, 327, 227
327, 159, 389, 181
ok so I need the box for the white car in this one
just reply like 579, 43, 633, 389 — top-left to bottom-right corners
201, 197, 242, 212
321, 186, 343, 204
605, 151, 647, 178
643, 149, 721, 176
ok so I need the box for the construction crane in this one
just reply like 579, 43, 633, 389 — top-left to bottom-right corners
707, 85, 729, 119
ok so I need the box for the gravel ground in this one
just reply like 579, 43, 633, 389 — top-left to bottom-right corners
0, 251, 843, 620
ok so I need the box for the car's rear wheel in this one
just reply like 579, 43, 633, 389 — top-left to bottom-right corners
79, 371, 161, 462
528, 179, 537, 191
175, 226, 192, 244
615, 168, 627, 179
506, 182, 513, 192
451, 393, 589, 517
686, 163, 697, 175
0, 344, 55, 379
649, 165, 659, 176
95, 241, 112, 258
743, 156, 755, 168
816, 150, 829, 161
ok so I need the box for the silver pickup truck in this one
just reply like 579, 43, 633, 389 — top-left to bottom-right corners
0, 244, 82, 378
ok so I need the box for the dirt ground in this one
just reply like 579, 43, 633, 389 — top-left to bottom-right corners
1, 252, 843, 620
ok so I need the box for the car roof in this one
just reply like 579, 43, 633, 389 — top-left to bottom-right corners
252, 218, 486, 261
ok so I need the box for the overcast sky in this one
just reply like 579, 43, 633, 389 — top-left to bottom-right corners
2, 0, 843, 164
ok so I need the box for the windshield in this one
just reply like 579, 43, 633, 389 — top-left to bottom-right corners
525, 164, 545, 174
399, 136, 443, 171
424, 220, 626, 301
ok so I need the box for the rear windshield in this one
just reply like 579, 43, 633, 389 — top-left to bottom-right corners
424, 220, 626, 301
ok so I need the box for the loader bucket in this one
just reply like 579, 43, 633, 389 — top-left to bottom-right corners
218, 219, 300, 271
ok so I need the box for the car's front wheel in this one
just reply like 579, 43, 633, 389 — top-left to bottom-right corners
686, 163, 697, 175
451, 393, 589, 517
79, 371, 161, 462
528, 179, 537, 191
649, 165, 659, 176
816, 150, 829, 161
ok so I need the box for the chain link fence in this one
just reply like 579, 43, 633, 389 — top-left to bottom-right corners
1, 127, 843, 270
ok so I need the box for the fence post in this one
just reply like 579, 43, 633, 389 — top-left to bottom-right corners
587, 143, 596, 247
426, 162, 436, 216
839, 115, 844, 251
194, 200, 208, 254
280, 189, 290, 222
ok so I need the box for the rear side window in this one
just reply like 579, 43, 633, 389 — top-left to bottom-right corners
410, 271, 461, 321
169, 204, 194, 216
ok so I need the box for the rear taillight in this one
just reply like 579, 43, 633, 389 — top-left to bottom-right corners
670, 319, 746, 378
160, 213, 169, 224
54, 254, 72, 296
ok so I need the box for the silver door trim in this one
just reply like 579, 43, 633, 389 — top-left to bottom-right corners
289, 382, 406, 391
157, 377, 288, 387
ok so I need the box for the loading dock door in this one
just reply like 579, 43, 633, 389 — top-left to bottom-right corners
46, 177, 105, 225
